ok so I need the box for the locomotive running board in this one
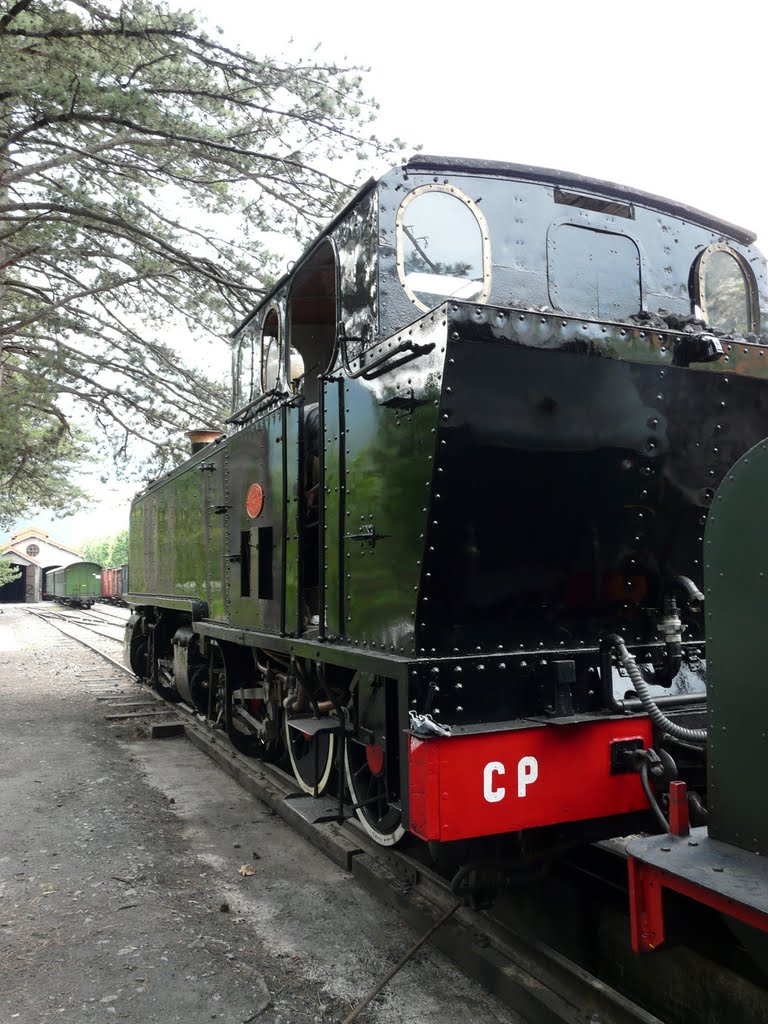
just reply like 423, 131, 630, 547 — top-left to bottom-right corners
627, 826, 768, 952
284, 792, 352, 825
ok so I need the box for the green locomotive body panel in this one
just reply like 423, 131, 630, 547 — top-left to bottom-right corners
226, 405, 286, 631
128, 442, 226, 618
332, 319, 444, 653
705, 438, 768, 855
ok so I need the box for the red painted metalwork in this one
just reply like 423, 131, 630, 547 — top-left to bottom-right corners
668, 781, 690, 837
365, 743, 385, 776
101, 567, 117, 601
246, 483, 264, 518
407, 718, 652, 842
628, 856, 768, 953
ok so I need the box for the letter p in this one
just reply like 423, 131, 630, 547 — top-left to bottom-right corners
517, 756, 538, 797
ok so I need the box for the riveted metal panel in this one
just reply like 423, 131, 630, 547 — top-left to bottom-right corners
341, 314, 446, 655
226, 407, 285, 632
127, 446, 222, 607
705, 438, 768, 854
322, 377, 344, 637
418, 305, 768, 663
376, 164, 768, 344
284, 404, 301, 635
204, 447, 227, 621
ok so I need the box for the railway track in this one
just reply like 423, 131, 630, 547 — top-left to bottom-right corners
25, 607, 765, 1024
28, 606, 127, 665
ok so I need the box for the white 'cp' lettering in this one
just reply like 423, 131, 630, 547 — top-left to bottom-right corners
483, 757, 539, 803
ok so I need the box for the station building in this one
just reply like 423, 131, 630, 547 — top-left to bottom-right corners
0, 526, 84, 604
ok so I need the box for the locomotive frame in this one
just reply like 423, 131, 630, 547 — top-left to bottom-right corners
124, 154, 768, 863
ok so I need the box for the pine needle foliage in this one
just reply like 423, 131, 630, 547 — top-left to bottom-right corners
0, 0, 397, 509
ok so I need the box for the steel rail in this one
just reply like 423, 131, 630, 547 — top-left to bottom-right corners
26, 608, 131, 674
32, 606, 126, 640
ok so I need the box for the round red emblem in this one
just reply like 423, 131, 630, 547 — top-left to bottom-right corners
246, 483, 264, 518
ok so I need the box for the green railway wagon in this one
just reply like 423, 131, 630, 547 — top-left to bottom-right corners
46, 561, 102, 608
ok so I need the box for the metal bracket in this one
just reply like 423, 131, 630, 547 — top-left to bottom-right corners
343, 523, 391, 547
378, 389, 429, 413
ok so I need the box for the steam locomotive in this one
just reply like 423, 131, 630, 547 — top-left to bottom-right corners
123, 155, 768, 867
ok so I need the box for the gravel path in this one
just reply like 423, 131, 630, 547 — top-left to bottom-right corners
0, 604, 521, 1024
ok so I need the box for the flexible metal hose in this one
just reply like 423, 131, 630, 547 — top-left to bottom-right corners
640, 760, 671, 832
608, 634, 707, 743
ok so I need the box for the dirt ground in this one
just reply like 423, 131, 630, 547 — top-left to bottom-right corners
0, 604, 522, 1024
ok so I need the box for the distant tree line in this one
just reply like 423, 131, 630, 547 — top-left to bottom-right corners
81, 529, 129, 568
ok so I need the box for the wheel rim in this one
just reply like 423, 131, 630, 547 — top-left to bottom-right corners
345, 738, 404, 846
284, 714, 335, 795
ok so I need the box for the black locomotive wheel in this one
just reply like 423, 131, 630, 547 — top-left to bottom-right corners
206, 642, 227, 730
127, 632, 148, 680
153, 659, 181, 703
344, 736, 404, 847
225, 676, 281, 760
186, 665, 211, 715
283, 714, 335, 796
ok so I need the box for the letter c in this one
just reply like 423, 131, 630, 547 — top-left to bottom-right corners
483, 761, 506, 803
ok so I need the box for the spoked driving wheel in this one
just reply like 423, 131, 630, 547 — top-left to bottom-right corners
186, 664, 211, 715
206, 641, 226, 731
345, 736, 405, 846
345, 672, 404, 846
284, 714, 335, 796
153, 658, 181, 703
225, 671, 281, 760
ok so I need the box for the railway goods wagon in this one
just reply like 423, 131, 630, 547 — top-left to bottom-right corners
46, 561, 102, 608
100, 566, 127, 606
124, 155, 768, 871
100, 568, 117, 603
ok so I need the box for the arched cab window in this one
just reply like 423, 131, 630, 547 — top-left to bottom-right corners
232, 327, 256, 411
396, 183, 491, 311
693, 244, 758, 335
260, 307, 282, 392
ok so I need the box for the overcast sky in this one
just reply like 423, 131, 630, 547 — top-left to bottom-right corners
15, 0, 766, 547
237, 0, 767, 246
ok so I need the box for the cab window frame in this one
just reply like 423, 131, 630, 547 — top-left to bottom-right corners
260, 303, 284, 394
691, 243, 759, 335
395, 182, 492, 313
231, 325, 257, 413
